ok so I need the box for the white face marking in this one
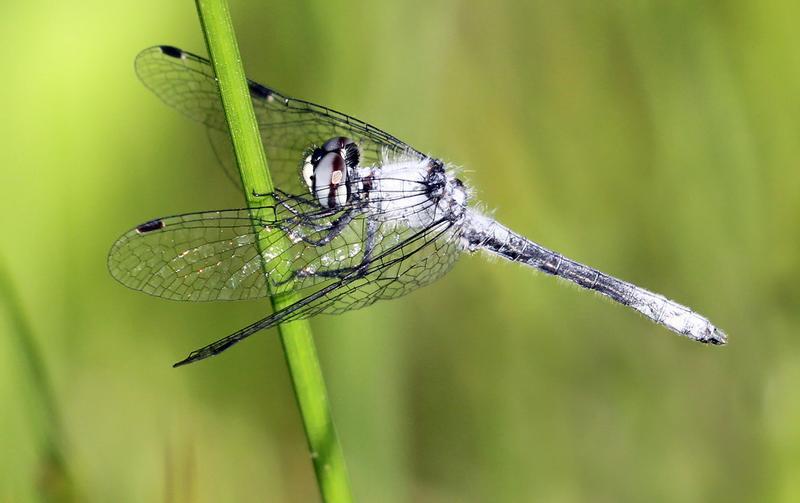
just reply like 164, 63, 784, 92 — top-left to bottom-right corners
302, 155, 314, 190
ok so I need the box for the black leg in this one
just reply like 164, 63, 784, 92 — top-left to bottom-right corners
272, 190, 342, 234
276, 208, 358, 247
275, 216, 379, 286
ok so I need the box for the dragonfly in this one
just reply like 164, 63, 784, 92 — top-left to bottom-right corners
108, 45, 727, 367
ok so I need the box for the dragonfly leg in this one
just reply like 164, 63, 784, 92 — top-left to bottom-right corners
249, 188, 330, 229
273, 206, 357, 248
273, 262, 358, 286
272, 189, 341, 232
276, 217, 379, 285
251, 188, 279, 198
272, 188, 318, 208
296, 209, 357, 246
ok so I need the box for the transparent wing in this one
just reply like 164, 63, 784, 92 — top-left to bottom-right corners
109, 201, 357, 301
172, 216, 461, 366
135, 45, 426, 193
303, 219, 461, 312
108, 196, 462, 305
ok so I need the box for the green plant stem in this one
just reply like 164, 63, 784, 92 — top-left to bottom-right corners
193, 2, 353, 501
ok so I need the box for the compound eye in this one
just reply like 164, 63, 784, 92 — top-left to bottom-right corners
312, 151, 348, 208
322, 136, 354, 152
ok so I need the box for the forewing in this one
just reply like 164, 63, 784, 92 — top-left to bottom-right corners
135, 45, 425, 192
109, 202, 461, 318
108, 203, 367, 302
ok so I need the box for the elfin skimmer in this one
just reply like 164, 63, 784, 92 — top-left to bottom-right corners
108, 46, 727, 367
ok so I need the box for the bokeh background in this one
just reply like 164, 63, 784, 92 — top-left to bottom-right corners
1, 0, 798, 501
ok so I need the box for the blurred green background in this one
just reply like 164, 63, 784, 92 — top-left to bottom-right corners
1, 0, 798, 501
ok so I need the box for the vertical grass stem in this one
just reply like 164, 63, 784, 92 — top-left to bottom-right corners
193, 1, 353, 501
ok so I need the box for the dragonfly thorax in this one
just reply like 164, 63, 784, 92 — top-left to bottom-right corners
366, 153, 469, 228
302, 137, 360, 209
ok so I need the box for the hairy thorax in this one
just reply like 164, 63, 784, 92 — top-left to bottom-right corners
361, 151, 469, 228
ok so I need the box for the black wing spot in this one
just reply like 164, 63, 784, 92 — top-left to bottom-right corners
136, 219, 165, 234
248, 82, 273, 99
159, 45, 184, 59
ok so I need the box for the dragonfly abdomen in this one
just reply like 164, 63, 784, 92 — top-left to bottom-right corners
461, 210, 727, 345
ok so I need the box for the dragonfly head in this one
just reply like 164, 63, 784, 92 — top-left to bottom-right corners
302, 137, 361, 209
